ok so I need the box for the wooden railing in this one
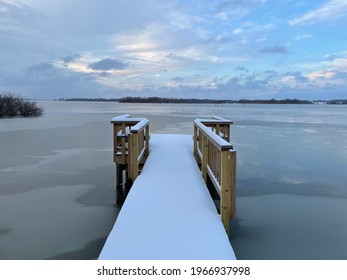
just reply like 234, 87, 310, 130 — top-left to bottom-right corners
193, 117, 236, 235
111, 114, 150, 183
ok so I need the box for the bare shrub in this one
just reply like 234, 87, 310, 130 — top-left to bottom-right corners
0, 93, 44, 118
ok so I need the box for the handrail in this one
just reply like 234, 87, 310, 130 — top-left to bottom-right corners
194, 117, 236, 235
131, 118, 150, 133
111, 114, 131, 121
194, 119, 233, 150
195, 117, 232, 142
111, 114, 150, 184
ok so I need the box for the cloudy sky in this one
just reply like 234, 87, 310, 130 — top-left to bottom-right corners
1, 0, 347, 100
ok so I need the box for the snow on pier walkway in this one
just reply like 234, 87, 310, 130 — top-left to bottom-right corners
99, 134, 235, 260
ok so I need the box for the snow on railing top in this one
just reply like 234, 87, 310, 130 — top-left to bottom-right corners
111, 114, 149, 133
196, 119, 233, 124
194, 119, 233, 150
111, 115, 145, 123
212, 116, 233, 124
130, 118, 149, 133
111, 114, 131, 122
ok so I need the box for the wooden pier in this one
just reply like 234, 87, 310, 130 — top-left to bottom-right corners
99, 115, 237, 259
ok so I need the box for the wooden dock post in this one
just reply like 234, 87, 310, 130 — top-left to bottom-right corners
201, 134, 208, 182
129, 132, 139, 182
193, 125, 198, 161
116, 164, 124, 188
220, 150, 231, 235
145, 125, 150, 158
230, 150, 236, 219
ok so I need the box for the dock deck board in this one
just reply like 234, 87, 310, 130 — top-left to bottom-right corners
99, 134, 236, 260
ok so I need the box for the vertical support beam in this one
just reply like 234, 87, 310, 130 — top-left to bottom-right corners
121, 123, 126, 164
128, 133, 132, 181
193, 124, 197, 160
145, 124, 150, 158
225, 126, 230, 142
129, 133, 139, 181
220, 150, 231, 235
115, 164, 121, 188
113, 123, 116, 162
216, 124, 220, 137
201, 133, 208, 182
229, 150, 236, 219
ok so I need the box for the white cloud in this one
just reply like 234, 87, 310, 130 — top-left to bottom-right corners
294, 34, 313, 41
230, 22, 275, 46
289, 0, 347, 25
324, 56, 347, 72
0, 61, 113, 98
306, 71, 336, 80
214, 0, 267, 21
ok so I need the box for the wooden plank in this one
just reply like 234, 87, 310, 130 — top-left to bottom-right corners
113, 124, 116, 162
225, 126, 230, 142
216, 124, 220, 136
201, 133, 208, 182
220, 150, 231, 235
193, 124, 198, 161
230, 150, 236, 219
121, 123, 126, 164
207, 165, 221, 196
128, 133, 139, 181
130, 118, 150, 133
145, 125, 150, 158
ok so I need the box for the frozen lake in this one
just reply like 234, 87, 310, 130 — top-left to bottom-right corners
0, 101, 346, 259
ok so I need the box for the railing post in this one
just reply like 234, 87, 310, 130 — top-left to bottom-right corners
201, 133, 208, 182
129, 133, 139, 181
115, 162, 122, 188
113, 123, 117, 163
193, 124, 198, 160
230, 150, 236, 219
216, 124, 220, 136
121, 123, 126, 164
225, 126, 230, 142
220, 150, 231, 235
145, 124, 150, 157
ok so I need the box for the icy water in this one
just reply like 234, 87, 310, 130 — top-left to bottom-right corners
0, 101, 346, 259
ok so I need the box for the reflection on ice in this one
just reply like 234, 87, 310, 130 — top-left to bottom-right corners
0, 184, 114, 259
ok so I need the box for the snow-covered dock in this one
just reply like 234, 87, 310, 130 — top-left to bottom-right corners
99, 116, 236, 260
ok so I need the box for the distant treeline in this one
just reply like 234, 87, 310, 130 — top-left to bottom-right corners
118, 97, 313, 104
327, 99, 347, 105
238, 98, 313, 104
119, 97, 229, 104
58, 97, 347, 105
